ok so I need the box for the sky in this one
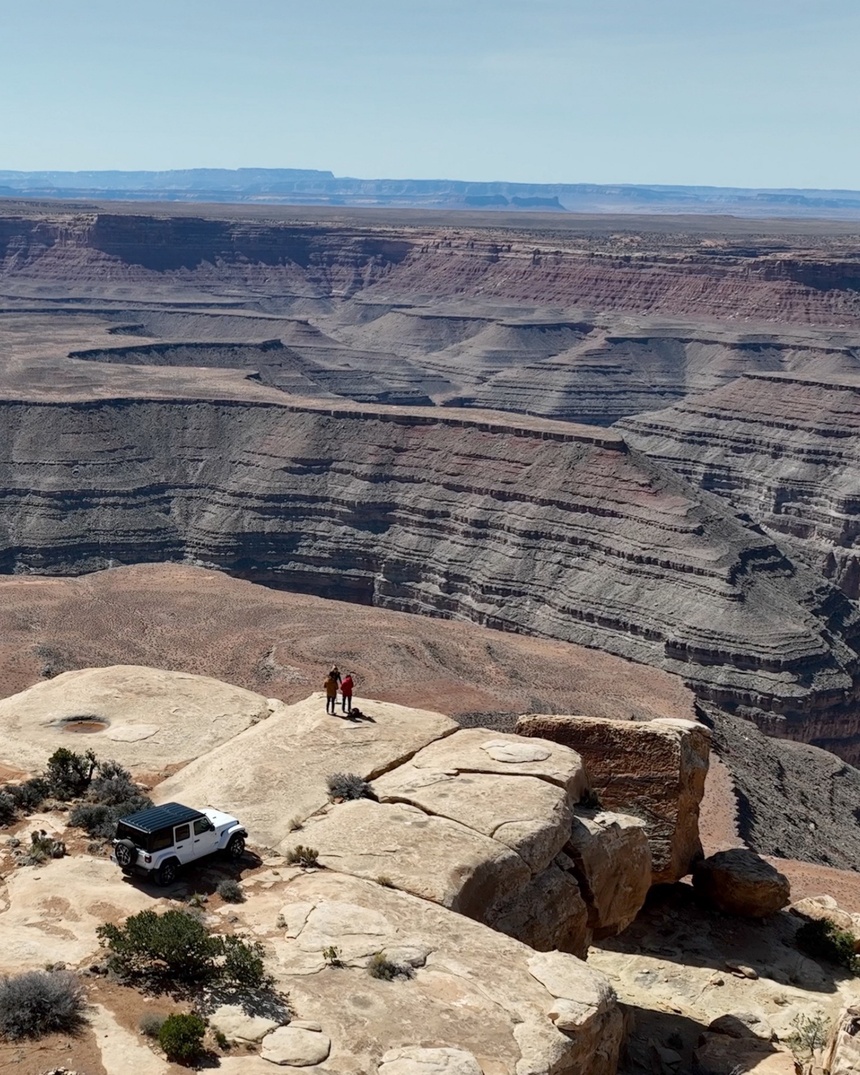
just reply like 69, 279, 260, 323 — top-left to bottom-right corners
3, 0, 858, 189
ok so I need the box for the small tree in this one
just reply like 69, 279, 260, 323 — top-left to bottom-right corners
97, 909, 270, 990
45, 747, 97, 800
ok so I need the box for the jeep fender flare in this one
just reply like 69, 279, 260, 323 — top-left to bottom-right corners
219, 826, 247, 850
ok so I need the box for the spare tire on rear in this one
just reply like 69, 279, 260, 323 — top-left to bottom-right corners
115, 839, 137, 869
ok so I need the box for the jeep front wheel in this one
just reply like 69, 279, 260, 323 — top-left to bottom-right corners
226, 835, 245, 860
115, 839, 137, 869
155, 860, 179, 886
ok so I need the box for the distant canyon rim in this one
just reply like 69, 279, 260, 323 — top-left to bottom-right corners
4, 200, 860, 766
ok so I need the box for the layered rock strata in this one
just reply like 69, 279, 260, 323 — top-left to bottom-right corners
2, 391, 860, 742
5, 207, 860, 326
619, 371, 860, 600
516, 715, 710, 883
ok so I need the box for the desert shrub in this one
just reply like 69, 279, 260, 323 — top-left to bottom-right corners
286, 844, 319, 868
796, 918, 860, 974
217, 879, 245, 904
326, 772, 374, 801
0, 792, 15, 827
322, 945, 344, 967
214, 1027, 230, 1049
158, 1012, 206, 1063
69, 794, 154, 839
7, 777, 50, 812
24, 831, 66, 865
375, 874, 394, 888
139, 1011, 166, 1038
367, 953, 408, 981
88, 760, 139, 806
786, 1011, 830, 1056
0, 970, 86, 1040
45, 747, 97, 800
97, 909, 269, 990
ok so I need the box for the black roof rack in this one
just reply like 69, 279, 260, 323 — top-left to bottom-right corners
119, 802, 203, 834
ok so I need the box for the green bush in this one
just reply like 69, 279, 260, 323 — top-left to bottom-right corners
6, 777, 50, 812
0, 970, 86, 1040
216, 879, 245, 904
796, 918, 860, 974
326, 772, 374, 801
98, 909, 218, 985
70, 795, 154, 839
88, 760, 140, 806
158, 1012, 206, 1063
0, 792, 15, 827
24, 831, 66, 865
97, 908, 270, 990
221, 936, 270, 988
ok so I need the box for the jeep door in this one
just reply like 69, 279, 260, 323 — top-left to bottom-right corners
191, 816, 220, 858
172, 822, 197, 865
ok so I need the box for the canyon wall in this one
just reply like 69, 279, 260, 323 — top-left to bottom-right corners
4, 209, 860, 326
1, 392, 860, 755
619, 372, 860, 599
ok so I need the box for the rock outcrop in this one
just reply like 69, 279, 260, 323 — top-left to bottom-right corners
238, 869, 626, 1075
516, 715, 709, 883
0, 664, 277, 772
693, 850, 791, 918
823, 1007, 860, 1075
155, 695, 650, 957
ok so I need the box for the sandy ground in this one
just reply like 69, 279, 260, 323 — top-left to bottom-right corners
0, 563, 695, 725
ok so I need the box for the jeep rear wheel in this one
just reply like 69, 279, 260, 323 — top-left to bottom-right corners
115, 839, 137, 869
226, 834, 245, 860
155, 860, 179, 886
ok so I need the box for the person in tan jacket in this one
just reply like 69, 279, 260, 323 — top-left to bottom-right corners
324, 667, 340, 714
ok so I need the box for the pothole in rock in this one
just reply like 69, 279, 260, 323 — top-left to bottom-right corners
59, 714, 110, 734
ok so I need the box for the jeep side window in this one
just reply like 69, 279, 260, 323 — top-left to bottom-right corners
150, 829, 173, 852
193, 817, 211, 835
174, 824, 191, 843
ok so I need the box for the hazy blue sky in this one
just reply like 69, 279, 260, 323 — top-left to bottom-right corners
4, 0, 858, 188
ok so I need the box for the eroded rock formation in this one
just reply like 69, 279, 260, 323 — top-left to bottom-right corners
517, 715, 710, 884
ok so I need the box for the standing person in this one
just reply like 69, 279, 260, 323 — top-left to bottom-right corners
324, 669, 339, 715
340, 673, 354, 714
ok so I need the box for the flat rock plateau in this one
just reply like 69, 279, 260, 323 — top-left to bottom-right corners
3, 201, 860, 1070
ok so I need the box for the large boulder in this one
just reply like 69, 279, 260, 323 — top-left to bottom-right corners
517, 714, 709, 883
693, 850, 790, 918
565, 811, 651, 939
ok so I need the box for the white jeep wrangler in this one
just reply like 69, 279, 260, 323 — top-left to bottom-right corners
111, 801, 247, 886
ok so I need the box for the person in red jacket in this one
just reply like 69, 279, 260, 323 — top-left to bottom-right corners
340, 673, 354, 715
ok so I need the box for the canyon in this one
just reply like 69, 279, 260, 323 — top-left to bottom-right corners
3, 202, 860, 762
4, 198, 860, 1073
